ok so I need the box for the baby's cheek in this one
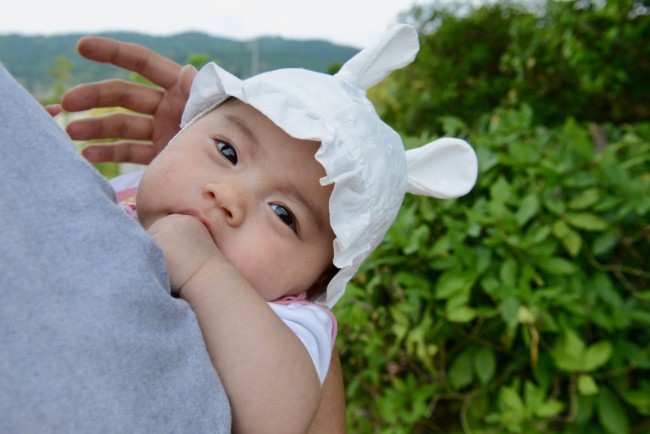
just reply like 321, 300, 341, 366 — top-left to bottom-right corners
235, 255, 285, 300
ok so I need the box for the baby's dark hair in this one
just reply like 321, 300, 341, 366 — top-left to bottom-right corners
305, 264, 339, 301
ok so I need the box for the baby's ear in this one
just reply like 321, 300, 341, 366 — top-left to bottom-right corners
405, 138, 478, 199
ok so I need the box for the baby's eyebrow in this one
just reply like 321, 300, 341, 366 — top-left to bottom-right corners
224, 114, 263, 158
286, 183, 327, 234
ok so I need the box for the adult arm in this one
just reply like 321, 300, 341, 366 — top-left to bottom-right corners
62, 36, 348, 433
0, 65, 230, 432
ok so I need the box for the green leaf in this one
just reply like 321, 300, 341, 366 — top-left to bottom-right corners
474, 347, 497, 385
620, 389, 650, 415
593, 272, 623, 308
435, 273, 473, 300
502, 297, 521, 330
474, 246, 492, 275
527, 225, 552, 245
439, 115, 467, 136
517, 306, 535, 324
583, 341, 613, 372
592, 230, 619, 256
449, 349, 474, 390
500, 258, 518, 287
404, 225, 430, 254
553, 220, 582, 257
552, 220, 571, 238
535, 399, 565, 418
501, 386, 525, 414
598, 387, 629, 434
628, 309, 650, 326
568, 188, 600, 210
447, 305, 477, 323
538, 257, 578, 275
566, 212, 609, 231
490, 176, 513, 204
543, 193, 566, 215
516, 193, 540, 226
552, 329, 585, 372
561, 229, 582, 257
578, 374, 599, 395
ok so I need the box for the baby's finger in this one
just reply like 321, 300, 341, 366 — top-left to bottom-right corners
66, 112, 153, 141
76, 36, 182, 90
61, 80, 163, 115
81, 142, 157, 165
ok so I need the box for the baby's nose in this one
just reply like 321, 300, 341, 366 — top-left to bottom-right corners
203, 182, 246, 227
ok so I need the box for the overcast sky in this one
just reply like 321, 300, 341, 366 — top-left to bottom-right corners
1, 0, 427, 48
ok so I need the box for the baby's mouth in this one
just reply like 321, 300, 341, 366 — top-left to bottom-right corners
177, 209, 213, 233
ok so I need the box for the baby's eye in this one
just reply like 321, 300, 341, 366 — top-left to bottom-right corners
271, 204, 297, 232
217, 140, 238, 165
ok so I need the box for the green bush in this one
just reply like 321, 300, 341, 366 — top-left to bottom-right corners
503, 0, 650, 125
376, 0, 650, 137
334, 106, 650, 433
376, 1, 521, 136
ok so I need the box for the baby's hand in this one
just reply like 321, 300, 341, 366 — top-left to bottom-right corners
147, 214, 226, 295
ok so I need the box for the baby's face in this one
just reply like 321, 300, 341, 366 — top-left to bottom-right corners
137, 99, 335, 301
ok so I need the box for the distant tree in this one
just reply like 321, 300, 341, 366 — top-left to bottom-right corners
40, 56, 73, 106
373, 1, 523, 136
187, 53, 211, 69
371, 0, 650, 136
326, 61, 342, 75
504, 0, 650, 125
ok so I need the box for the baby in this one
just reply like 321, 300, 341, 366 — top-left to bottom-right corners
109, 24, 477, 433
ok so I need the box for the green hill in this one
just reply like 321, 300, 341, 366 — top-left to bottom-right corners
0, 32, 359, 98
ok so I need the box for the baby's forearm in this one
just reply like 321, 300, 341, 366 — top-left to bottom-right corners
181, 258, 321, 434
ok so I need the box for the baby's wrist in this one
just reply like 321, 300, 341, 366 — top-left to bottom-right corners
178, 256, 235, 302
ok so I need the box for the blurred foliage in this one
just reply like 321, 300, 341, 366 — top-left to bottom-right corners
39, 56, 73, 106
338, 5, 650, 428
373, 0, 650, 136
371, 0, 520, 136
334, 107, 650, 433
503, 0, 650, 125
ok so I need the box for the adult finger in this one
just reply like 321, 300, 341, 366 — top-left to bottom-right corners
61, 80, 163, 114
44, 104, 62, 117
179, 64, 198, 100
81, 142, 157, 165
76, 36, 182, 90
66, 112, 153, 141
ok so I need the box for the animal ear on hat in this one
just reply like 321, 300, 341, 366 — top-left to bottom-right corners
405, 138, 478, 199
335, 24, 420, 90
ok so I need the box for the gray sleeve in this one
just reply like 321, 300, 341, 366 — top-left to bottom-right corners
0, 65, 231, 433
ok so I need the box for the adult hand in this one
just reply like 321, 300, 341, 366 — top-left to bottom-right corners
61, 37, 197, 165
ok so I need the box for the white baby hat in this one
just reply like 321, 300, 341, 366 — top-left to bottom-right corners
180, 24, 478, 308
